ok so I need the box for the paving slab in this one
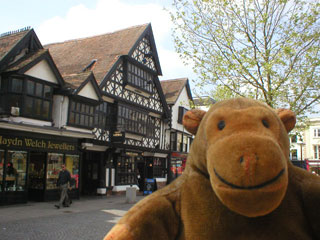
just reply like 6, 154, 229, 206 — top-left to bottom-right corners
0, 195, 144, 240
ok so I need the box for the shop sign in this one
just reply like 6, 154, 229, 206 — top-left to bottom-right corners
0, 135, 76, 151
111, 131, 125, 143
171, 152, 188, 158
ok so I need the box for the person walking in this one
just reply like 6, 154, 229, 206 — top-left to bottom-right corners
55, 164, 71, 209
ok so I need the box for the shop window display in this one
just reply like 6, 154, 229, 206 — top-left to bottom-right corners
6, 151, 27, 192
65, 155, 79, 189
46, 153, 63, 190
117, 156, 136, 185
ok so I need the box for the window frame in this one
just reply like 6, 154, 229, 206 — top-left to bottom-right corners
178, 106, 188, 124
124, 59, 154, 94
67, 99, 95, 129
0, 76, 54, 121
117, 104, 147, 136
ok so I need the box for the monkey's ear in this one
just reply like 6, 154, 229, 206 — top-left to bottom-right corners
183, 109, 207, 135
276, 109, 296, 133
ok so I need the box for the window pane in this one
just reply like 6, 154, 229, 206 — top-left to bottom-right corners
42, 100, 50, 118
43, 85, 51, 99
70, 101, 75, 111
46, 153, 64, 190
85, 115, 89, 126
75, 113, 80, 124
81, 104, 86, 113
11, 78, 23, 93
6, 151, 27, 191
76, 102, 81, 112
8, 94, 21, 108
35, 83, 43, 97
65, 155, 79, 189
34, 99, 42, 115
27, 80, 35, 95
80, 114, 85, 125
25, 96, 33, 115
69, 112, 75, 124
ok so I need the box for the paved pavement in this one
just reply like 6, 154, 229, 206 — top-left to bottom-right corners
0, 195, 145, 240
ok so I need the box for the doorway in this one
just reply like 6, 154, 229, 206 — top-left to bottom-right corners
28, 152, 46, 201
81, 152, 101, 195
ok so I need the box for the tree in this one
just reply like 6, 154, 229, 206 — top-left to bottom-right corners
170, 0, 320, 118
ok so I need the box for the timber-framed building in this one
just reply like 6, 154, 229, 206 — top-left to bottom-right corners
0, 24, 171, 205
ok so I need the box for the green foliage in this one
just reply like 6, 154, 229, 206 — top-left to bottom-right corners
170, 0, 320, 120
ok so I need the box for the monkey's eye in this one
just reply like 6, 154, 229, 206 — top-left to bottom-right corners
262, 119, 269, 128
218, 120, 225, 130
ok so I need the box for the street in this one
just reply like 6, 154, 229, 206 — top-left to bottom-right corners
0, 195, 144, 240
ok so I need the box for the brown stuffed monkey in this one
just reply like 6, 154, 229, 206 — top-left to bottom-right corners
104, 98, 320, 240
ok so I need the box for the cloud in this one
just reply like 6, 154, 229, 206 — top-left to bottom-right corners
36, 0, 196, 83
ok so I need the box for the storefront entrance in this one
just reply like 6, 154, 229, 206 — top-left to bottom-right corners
28, 152, 46, 201
81, 151, 102, 195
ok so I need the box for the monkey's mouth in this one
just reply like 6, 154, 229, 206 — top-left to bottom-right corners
214, 168, 285, 190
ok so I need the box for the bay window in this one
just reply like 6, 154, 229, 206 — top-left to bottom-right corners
0, 76, 53, 120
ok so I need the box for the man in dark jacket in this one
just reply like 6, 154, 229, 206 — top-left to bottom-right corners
55, 164, 71, 209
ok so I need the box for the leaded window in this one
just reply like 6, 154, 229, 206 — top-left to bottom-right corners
116, 156, 136, 185
94, 102, 111, 129
68, 100, 94, 128
127, 62, 153, 93
117, 104, 147, 136
0, 76, 53, 120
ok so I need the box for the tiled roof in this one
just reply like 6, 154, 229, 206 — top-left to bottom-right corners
160, 78, 189, 105
0, 29, 30, 61
5, 49, 48, 72
64, 72, 92, 90
45, 24, 148, 86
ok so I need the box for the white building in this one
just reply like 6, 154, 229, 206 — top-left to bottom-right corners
161, 78, 193, 181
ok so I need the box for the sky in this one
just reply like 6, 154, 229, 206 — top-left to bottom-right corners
0, 0, 197, 89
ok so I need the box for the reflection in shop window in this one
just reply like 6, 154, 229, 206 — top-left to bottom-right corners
46, 153, 64, 190
65, 155, 79, 189
0, 150, 4, 192
6, 151, 27, 192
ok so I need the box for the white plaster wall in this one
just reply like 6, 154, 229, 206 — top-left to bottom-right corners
171, 87, 191, 132
304, 118, 320, 160
78, 81, 99, 101
25, 60, 58, 84
52, 95, 69, 128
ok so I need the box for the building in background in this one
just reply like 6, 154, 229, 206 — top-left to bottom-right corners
0, 24, 172, 205
193, 96, 216, 111
0, 28, 100, 204
161, 78, 193, 182
302, 117, 320, 174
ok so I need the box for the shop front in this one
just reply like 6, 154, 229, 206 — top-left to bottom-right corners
111, 149, 168, 192
0, 130, 80, 205
169, 152, 187, 181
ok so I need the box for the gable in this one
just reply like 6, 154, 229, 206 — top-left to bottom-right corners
129, 24, 162, 75
78, 81, 99, 101
25, 59, 59, 84
0, 28, 42, 72
176, 87, 192, 108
